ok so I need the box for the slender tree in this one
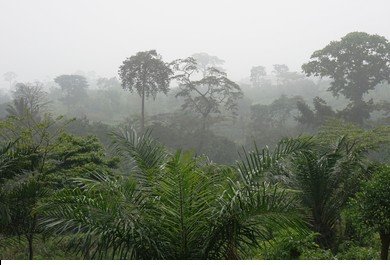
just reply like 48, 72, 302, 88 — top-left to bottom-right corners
3, 71, 17, 90
118, 50, 173, 133
191, 52, 225, 77
54, 75, 88, 112
9, 82, 49, 119
250, 66, 266, 88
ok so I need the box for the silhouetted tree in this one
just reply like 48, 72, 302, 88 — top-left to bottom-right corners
273, 64, 289, 76
54, 75, 88, 111
251, 95, 302, 129
272, 64, 303, 86
12, 82, 48, 114
296, 97, 336, 128
118, 50, 172, 133
3, 72, 17, 90
173, 57, 243, 132
302, 32, 390, 124
96, 77, 121, 91
191, 52, 225, 77
250, 66, 266, 87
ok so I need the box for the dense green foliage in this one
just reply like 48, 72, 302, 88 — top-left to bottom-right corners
302, 32, 390, 124
118, 50, 173, 132
1, 32, 390, 260
348, 166, 390, 259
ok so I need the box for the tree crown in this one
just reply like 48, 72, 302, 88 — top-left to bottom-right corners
118, 50, 172, 99
302, 32, 390, 102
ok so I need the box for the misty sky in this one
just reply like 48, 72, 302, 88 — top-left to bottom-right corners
1, 0, 390, 88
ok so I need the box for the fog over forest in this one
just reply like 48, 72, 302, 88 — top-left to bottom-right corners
1, 0, 390, 84
1, 0, 390, 261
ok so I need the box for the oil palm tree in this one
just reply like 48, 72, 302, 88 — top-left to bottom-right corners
0, 141, 17, 227
287, 136, 368, 248
37, 128, 310, 259
0, 139, 48, 259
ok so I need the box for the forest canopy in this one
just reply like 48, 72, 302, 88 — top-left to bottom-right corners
0, 27, 389, 261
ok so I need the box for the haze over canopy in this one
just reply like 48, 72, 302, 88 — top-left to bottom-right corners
0, 0, 389, 87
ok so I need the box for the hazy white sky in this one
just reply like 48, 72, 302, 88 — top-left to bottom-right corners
1, 0, 390, 87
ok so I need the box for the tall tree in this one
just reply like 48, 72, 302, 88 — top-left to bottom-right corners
272, 64, 302, 86
96, 77, 121, 90
96, 77, 123, 114
251, 95, 303, 129
3, 71, 17, 90
12, 82, 49, 115
191, 52, 225, 77
250, 66, 266, 87
302, 32, 390, 124
54, 75, 88, 111
172, 57, 243, 132
5, 82, 49, 128
272, 64, 289, 76
273, 64, 289, 87
118, 50, 172, 133
296, 97, 336, 128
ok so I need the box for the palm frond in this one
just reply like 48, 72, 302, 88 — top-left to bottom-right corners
37, 173, 156, 259
237, 136, 313, 185
147, 151, 219, 259
206, 178, 306, 259
110, 125, 167, 186
0, 139, 21, 182
289, 135, 368, 247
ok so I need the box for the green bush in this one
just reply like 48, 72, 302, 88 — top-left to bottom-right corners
336, 245, 378, 260
300, 249, 335, 260
0, 236, 80, 260
257, 230, 321, 260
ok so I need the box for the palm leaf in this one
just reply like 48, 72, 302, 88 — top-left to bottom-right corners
37, 174, 156, 259
147, 151, 219, 259
237, 136, 313, 185
110, 125, 167, 187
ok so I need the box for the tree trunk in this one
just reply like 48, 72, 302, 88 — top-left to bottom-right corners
202, 116, 207, 132
313, 219, 335, 250
197, 115, 207, 151
26, 234, 34, 260
380, 232, 390, 260
141, 89, 145, 134
226, 238, 239, 259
